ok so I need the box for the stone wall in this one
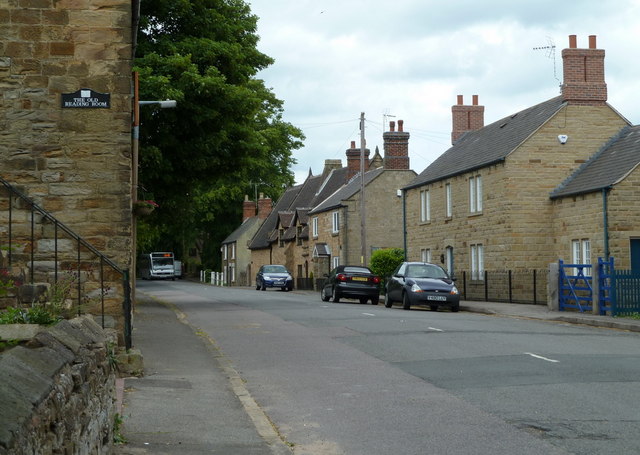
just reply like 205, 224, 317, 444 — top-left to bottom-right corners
0, 0, 134, 339
0, 316, 118, 455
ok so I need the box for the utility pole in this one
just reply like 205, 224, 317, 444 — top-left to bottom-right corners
360, 112, 366, 266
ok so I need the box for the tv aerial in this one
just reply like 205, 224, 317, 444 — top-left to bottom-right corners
533, 37, 561, 90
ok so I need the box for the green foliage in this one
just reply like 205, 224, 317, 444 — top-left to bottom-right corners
0, 268, 19, 298
370, 248, 405, 293
135, 0, 304, 269
113, 413, 127, 444
0, 305, 62, 325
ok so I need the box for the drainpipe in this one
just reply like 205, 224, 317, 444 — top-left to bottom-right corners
402, 189, 407, 260
602, 188, 610, 259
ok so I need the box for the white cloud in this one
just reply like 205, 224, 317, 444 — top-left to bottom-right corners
248, 0, 640, 184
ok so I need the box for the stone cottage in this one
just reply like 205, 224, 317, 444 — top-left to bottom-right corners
402, 35, 640, 301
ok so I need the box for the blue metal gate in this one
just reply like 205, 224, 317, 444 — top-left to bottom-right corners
558, 259, 593, 312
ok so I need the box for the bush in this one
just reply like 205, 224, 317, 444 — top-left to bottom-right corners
370, 248, 405, 293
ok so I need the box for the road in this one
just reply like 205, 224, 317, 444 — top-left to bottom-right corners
133, 279, 640, 455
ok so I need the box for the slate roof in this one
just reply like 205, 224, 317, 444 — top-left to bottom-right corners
221, 216, 261, 245
309, 168, 385, 214
550, 125, 640, 198
248, 167, 349, 250
404, 96, 567, 189
248, 184, 303, 249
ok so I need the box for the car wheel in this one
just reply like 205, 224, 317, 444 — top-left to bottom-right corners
371, 296, 379, 305
332, 287, 340, 303
430, 305, 438, 312
359, 297, 367, 304
321, 288, 330, 302
256, 283, 260, 290
451, 302, 460, 312
384, 293, 393, 308
261, 283, 266, 291
402, 292, 411, 310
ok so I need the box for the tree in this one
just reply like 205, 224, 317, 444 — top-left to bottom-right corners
370, 248, 405, 293
134, 0, 304, 270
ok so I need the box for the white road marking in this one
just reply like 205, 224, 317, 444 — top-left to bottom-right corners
524, 352, 559, 363
362, 313, 375, 316
428, 327, 444, 332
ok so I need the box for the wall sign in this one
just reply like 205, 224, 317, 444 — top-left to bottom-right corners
61, 89, 110, 109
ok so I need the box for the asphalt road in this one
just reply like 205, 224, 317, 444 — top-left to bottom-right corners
135, 279, 640, 455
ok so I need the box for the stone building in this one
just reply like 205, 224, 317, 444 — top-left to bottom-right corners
1, 0, 136, 340
221, 193, 271, 286
246, 121, 416, 288
403, 35, 640, 297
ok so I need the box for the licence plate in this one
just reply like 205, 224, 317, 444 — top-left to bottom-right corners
351, 277, 367, 282
427, 295, 447, 301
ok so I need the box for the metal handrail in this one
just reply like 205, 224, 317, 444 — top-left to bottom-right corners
0, 176, 132, 348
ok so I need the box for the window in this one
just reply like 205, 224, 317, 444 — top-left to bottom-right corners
572, 239, 591, 276
332, 256, 340, 268
420, 189, 430, 222
469, 175, 482, 213
332, 211, 340, 234
222, 245, 227, 260
231, 243, 235, 260
312, 217, 318, 238
471, 244, 484, 280
445, 183, 452, 218
297, 226, 303, 245
230, 264, 235, 283
421, 248, 431, 263
279, 228, 284, 247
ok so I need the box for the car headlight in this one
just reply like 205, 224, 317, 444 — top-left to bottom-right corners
410, 283, 423, 293
450, 286, 459, 295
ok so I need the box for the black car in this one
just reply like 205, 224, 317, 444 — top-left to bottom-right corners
321, 265, 380, 305
256, 264, 293, 291
385, 261, 460, 311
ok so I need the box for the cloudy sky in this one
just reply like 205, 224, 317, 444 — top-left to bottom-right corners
247, 0, 640, 184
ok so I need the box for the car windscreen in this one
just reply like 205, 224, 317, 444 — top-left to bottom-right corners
264, 266, 287, 273
405, 264, 447, 279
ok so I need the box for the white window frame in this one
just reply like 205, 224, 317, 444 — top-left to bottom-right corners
223, 245, 227, 260
332, 211, 340, 234
471, 244, 484, 281
445, 183, 452, 218
572, 239, 591, 276
230, 263, 235, 283
332, 256, 340, 268
312, 216, 318, 238
421, 248, 431, 263
420, 189, 431, 222
469, 175, 482, 213
231, 243, 235, 260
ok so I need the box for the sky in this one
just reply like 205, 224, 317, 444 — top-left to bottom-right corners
247, 0, 640, 185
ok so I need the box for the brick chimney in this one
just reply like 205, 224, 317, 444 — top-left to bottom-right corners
257, 193, 272, 220
451, 94, 484, 144
346, 140, 370, 180
242, 194, 256, 221
561, 35, 607, 106
383, 119, 410, 170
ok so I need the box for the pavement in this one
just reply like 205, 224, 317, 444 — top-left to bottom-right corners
113, 289, 640, 454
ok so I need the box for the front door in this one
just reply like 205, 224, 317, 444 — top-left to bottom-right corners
631, 238, 640, 273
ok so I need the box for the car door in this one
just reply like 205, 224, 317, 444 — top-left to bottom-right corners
387, 263, 406, 301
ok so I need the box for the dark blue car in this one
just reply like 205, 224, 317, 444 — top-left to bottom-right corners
384, 262, 460, 311
256, 264, 293, 291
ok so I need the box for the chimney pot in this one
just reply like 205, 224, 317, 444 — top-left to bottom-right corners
389, 121, 395, 132
457, 94, 464, 105
569, 34, 577, 48
350, 140, 356, 149
589, 35, 597, 49
398, 119, 404, 132
472, 95, 479, 106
